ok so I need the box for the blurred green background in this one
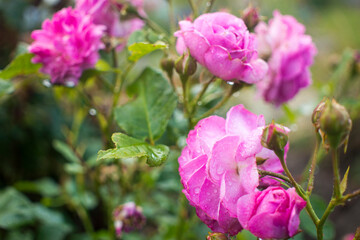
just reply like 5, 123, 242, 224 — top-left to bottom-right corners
0, 0, 359, 239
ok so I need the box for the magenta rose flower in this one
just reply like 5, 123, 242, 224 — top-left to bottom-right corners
255, 11, 317, 105
29, 7, 105, 85
237, 187, 306, 239
174, 12, 268, 83
75, 0, 144, 50
179, 105, 283, 234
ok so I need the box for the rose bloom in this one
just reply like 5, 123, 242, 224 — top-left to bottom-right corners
29, 7, 105, 85
255, 11, 317, 105
174, 12, 268, 83
237, 187, 306, 239
178, 105, 287, 234
76, 0, 144, 50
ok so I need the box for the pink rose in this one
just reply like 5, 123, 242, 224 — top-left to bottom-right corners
255, 11, 317, 105
76, 0, 144, 50
29, 7, 105, 85
342, 234, 355, 240
174, 12, 268, 83
237, 187, 306, 239
179, 105, 288, 234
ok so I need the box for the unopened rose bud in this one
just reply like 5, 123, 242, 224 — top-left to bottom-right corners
113, 202, 145, 238
319, 99, 352, 150
175, 54, 185, 75
312, 98, 327, 132
261, 122, 289, 156
161, 58, 174, 79
184, 55, 197, 76
206, 232, 229, 240
242, 5, 260, 30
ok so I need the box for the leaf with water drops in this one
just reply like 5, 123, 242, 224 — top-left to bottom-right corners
97, 133, 169, 167
128, 42, 167, 62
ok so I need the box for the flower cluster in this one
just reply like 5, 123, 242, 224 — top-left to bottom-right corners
178, 105, 305, 238
28, 7, 105, 86
29, 0, 145, 85
255, 11, 317, 105
174, 12, 268, 84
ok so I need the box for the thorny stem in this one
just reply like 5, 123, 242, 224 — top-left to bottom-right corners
306, 133, 321, 195
317, 199, 338, 240
277, 153, 320, 226
204, 0, 216, 13
332, 147, 341, 200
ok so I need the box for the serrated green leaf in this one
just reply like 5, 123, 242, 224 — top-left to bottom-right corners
340, 166, 350, 195
115, 68, 177, 142
97, 133, 169, 167
53, 140, 81, 164
0, 53, 41, 80
0, 79, 14, 97
128, 42, 167, 62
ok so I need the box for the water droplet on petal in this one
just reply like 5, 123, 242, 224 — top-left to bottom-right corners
216, 166, 224, 174
42, 79, 52, 88
194, 188, 200, 194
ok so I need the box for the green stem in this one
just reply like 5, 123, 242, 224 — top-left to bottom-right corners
188, 0, 198, 17
176, 194, 187, 240
332, 147, 341, 199
277, 153, 319, 226
181, 75, 190, 120
343, 189, 360, 202
317, 198, 338, 240
258, 170, 292, 185
204, 0, 216, 13
194, 83, 239, 123
306, 133, 321, 195
190, 76, 216, 114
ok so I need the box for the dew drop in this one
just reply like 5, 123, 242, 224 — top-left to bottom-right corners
65, 81, 75, 88
89, 108, 97, 116
194, 188, 200, 194
42, 79, 52, 88
206, 1, 211, 6
227, 81, 235, 85
213, 189, 217, 194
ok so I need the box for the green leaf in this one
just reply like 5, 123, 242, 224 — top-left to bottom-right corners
53, 140, 81, 164
14, 178, 60, 197
0, 79, 14, 97
128, 42, 167, 62
0, 188, 35, 229
97, 133, 169, 167
0, 53, 41, 80
115, 68, 177, 142
340, 166, 350, 195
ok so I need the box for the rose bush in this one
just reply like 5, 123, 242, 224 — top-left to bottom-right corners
174, 12, 268, 83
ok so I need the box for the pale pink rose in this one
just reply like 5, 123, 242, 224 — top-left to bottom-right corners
174, 12, 268, 83
29, 7, 105, 85
237, 187, 306, 239
179, 105, 273, 235
255, 11, 317, 105
76, 0, 144, 50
